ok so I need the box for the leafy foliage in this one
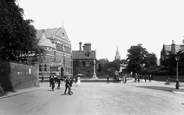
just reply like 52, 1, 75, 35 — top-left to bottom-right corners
97, 59, 121, 76
126, 44, 157, 75
0, 0, 38, 62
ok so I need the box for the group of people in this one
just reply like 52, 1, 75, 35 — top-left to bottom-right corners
49, 74, 81, 95
134, 73, 152, 82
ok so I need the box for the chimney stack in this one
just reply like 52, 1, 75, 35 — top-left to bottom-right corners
83, 43, 91, 50
79, 42, 82, 51
171, 40, 175, 54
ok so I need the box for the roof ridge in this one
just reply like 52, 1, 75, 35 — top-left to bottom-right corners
165, 44, 182, 46
37, 27, 61, 31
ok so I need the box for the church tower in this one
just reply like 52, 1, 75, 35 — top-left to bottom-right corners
115, 47, 121, 60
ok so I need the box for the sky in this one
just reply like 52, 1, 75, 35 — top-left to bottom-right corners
18, 0, 184, 61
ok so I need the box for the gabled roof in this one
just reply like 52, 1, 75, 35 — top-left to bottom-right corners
72, 50, 96, 59
36, 28, 59, 39
164, 44, 181, 55
36, 27, 70, 42
178, 45, 184, 54
55, 27, 70, 41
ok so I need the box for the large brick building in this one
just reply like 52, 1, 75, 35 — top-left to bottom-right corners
72, 42, 97, 78
27, 27, 73, 80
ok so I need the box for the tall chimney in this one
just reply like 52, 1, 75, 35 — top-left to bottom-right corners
83, 43, 91, 50
171, 40, 175, 54
79, 42, 82, 51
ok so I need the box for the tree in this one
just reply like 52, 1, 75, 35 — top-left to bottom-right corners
127, 44, 158, 76
126, 44, 148, 75
0, 0, 38, 62
97, 58, 109, 72
98, 58, 109, 67
144, 53, 157, 66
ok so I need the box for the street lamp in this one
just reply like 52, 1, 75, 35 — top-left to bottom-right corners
175, 55, 180, 89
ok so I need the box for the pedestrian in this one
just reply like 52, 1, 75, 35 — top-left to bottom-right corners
107, 75, 109, 83
68, 77, 73, 95
77, 77, 81, 86
125, 75, 127, 83
57, 77, 61, 89
138, 74, 140, 82
149, 74, 152, 82
165, 77, 170, 85
145, 75, 147, 82
135, 73, 137, 82
41, 75, 44, 83
123, 74, 127, 83
64, 76, 70, 94
140, 74, 142, 80
50, 75, 55, 91
49, 75, 52, 87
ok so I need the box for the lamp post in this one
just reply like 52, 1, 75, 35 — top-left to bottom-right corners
175, 55, 179, 89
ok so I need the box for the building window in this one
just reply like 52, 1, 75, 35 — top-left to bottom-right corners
68, 68, 70, 74
39, 64, 42, 71
71, 68, 73, 74
44, 64, 47, 71
82, 61, 86, 66
86, 61, 90, 67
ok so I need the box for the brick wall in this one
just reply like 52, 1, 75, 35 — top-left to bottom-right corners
0, 60, 39, 91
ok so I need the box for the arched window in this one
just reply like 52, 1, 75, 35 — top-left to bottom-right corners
44, 64, 47, 71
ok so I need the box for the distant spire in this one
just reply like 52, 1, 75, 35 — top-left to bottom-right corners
115, 47, 121, 60
116, 47, 119, 55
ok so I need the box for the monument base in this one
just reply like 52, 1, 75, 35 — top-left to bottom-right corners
91, 73, 99, 79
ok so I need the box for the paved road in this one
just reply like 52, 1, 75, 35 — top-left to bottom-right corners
0, 80, 184, 115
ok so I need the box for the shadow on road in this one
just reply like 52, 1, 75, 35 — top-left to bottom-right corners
136, 86, 174, 92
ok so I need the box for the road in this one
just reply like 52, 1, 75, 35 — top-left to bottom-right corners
0, 80, 184, 115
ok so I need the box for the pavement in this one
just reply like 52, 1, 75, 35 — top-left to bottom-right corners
0, 86, 41, 99
1, 80, 184, 99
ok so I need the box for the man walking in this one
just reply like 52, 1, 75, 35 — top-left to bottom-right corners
64, 76, 70, 94
68, 77, 73, 95
50, 75, 55, 91
149, 74, 152, 82
107, 75, 109, 83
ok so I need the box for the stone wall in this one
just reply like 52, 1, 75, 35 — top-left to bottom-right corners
0, 60, 39, 91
